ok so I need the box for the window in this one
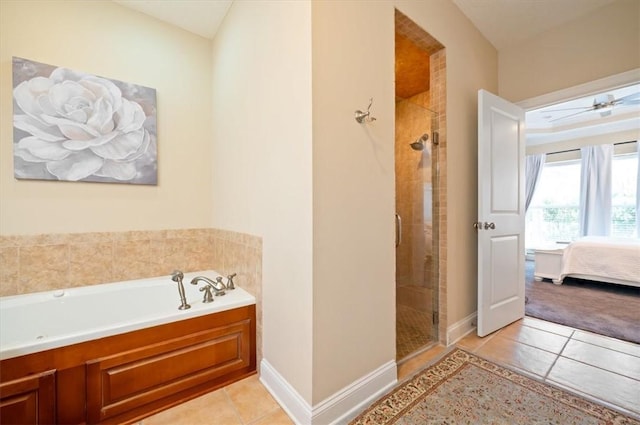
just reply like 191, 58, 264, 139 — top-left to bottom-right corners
611, 153, 638, 238
526, 160, 581, 249
526, 147, 639, 250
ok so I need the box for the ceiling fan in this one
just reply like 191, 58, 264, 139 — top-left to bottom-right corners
543, 91, 640, 122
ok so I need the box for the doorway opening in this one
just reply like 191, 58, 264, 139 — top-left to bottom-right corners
520, 76, 640, 343
394, 10, 446, 362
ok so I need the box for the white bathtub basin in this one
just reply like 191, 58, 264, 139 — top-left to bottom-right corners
0, 270, 255, 360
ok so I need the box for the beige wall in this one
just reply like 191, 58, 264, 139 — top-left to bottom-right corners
210, 0, 497, 406
0, 1, 213, 235
209, 1, 314, 403
311, 1, 397, 404
499, 0, 640, 102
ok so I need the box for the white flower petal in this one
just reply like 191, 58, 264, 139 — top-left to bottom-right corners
49, 81, 95, 116
14, 114, 65, 142
46, 151, 104, 181
90, 129, 146, 160
87, 97, 115, 133
36, 93, 58, 116
13, 78, 53, 118
62, 131, 119, 150
49, 67, 85, 83
81, 77, 122, 111
96, 160, 136, 181
64, 106, 88, 123
14, 144, 49, 163
18, 136, 71, 161
41, 115, 98, 140
115, 99, 145, 132
123, 129, 151, 162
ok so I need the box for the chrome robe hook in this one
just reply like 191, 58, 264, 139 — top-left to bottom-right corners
355, 98, 377, 123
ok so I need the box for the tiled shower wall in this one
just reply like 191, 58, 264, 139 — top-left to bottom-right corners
430, 49, 447, 344
396, 9, 447, 345
0, 228, 263, 364
395, 92, 433, 298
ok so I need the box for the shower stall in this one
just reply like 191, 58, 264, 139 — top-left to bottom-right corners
395, 98, 440, 361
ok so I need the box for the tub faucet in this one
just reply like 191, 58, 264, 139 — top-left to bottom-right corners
171, 270, 191, 310
190, 276, 226, 296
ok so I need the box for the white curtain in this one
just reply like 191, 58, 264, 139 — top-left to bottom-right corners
579, 144, 613, 236
636, 143, 640, 237
525, 154, 545, 212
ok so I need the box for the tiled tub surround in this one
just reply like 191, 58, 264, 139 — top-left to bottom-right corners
0, 228, 263, 366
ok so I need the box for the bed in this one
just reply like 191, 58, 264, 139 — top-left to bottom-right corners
557, 236, 640, 287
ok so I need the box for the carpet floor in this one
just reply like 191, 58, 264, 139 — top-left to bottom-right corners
524, 260, 640, 344
351, 348, 639, 425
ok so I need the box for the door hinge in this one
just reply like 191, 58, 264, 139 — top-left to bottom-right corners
432, 311, 439, 325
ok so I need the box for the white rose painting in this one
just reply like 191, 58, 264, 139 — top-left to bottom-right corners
12, 57, 157, 185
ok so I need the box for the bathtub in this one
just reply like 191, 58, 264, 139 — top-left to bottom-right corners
1, 270, 257, 423
0, 270, 255, 360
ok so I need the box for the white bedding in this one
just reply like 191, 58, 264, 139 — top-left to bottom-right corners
559, 236, 640, 287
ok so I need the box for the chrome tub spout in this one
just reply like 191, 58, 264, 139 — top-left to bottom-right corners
190, 276, 226, 296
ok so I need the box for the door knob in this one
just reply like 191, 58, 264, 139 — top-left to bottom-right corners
473, 222, 483, 230
483, 222, 495, 230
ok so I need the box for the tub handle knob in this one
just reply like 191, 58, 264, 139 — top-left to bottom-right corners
199, 285, 214, 303
214, 277, 227, 295
226, 273, 237, 290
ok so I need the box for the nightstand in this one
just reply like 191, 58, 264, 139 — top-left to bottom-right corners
534, 244, 568, 284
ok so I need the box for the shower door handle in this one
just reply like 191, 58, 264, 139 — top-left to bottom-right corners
395, 213, 402, 247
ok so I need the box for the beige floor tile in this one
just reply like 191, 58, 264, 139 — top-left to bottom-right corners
571, 330, 640, 358
521, 316, 575, 337
141, 388, 242, 425
248, 408, 294, 425
476, 334, 558, 377
561, 339, 640, 380
225, 375, 280, 423
455, 331, 494, 352
397, 344, 446, 381
498, 321, 569, 354
547, 356, 640, 416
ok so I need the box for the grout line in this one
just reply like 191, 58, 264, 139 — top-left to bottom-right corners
223, 387, 246, 425
544, 329, 574, 381
570, 334, 640, 359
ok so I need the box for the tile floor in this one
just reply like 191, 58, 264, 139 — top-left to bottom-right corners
401, 316, 640, 419
396, 303, 434, 360
138, 375, 294, 425
141, 316, 640, 424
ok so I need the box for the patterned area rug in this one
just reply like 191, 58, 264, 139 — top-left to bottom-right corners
351, 349, 640, 425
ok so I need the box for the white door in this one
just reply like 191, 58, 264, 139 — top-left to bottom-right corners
477, 89, 526, 337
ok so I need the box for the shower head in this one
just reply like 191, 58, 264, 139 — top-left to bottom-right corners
410, 134, 429, 151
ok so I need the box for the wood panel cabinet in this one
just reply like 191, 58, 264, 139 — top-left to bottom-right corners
0, 370, 55, 425
0, 305, 256, 424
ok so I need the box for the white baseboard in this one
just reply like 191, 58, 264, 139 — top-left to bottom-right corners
260, 358, 397, 425
259, 359, 312, 425
446, 311, 477, 345
312, 360, 397, 425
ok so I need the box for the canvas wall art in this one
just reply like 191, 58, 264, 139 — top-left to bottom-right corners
12, 57, 157, 185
